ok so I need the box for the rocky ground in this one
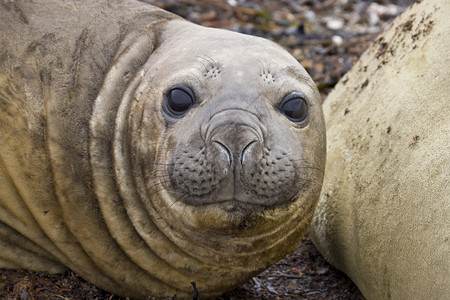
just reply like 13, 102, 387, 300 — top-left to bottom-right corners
0, 0, 415, 299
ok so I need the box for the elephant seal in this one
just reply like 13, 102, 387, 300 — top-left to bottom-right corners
0, 0, 325, 299
309, 0, 449, 299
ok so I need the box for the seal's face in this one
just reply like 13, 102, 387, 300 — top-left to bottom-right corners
130, 21, 325, 252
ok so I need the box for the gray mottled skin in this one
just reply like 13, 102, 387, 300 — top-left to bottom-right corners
0, 0, 326, 299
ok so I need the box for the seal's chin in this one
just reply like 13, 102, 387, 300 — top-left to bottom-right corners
191, 201, 264, 231
191, 198, 295, 232
208, 200, 260, 230
208, 195, 300, 229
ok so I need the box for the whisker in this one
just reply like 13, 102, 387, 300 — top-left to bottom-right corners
147, 181, 171, 193
145, 174, 168, 180
150, 162, 174, 166
257, 59, 266, 74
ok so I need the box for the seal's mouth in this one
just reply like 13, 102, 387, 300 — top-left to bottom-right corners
186, 190, 301, 211
157, 181, 303, 232
184, 193, 300, 229
197, 200, 262, 231
215, 199, 260, 214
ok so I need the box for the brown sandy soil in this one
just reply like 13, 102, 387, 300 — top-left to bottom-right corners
0, 0, 415, 299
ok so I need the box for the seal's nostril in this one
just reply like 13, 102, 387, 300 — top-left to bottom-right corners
213, 141, 232, 167
240, 140, 256, 165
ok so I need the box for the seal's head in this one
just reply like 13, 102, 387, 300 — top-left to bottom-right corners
126, 20, 325, 293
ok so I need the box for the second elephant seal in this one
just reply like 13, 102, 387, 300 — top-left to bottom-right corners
0, 0, 326, 298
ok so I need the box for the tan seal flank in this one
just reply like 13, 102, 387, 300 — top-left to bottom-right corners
310, 0, 449, 299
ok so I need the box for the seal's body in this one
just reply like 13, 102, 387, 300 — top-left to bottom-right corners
0, 1, 325, 298
310, 0, 449, 299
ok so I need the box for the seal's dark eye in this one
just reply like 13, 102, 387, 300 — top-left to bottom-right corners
165, 85, 195, 116
279, 92, 310, 125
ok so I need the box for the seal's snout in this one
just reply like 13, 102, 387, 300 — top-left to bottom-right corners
207, 121, 266, 204
210, 124, 263, 171
212, 141, 232, 167
210, 139, 258, 167
240, 140, 257, 165
167, 106, 304, 208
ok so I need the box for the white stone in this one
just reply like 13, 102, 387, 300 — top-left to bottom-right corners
331, 35, 343, 46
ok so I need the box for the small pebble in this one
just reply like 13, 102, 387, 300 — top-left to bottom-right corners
304, 10, 316, 22
326, 17, 344, 30
332, 35, 344, 46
